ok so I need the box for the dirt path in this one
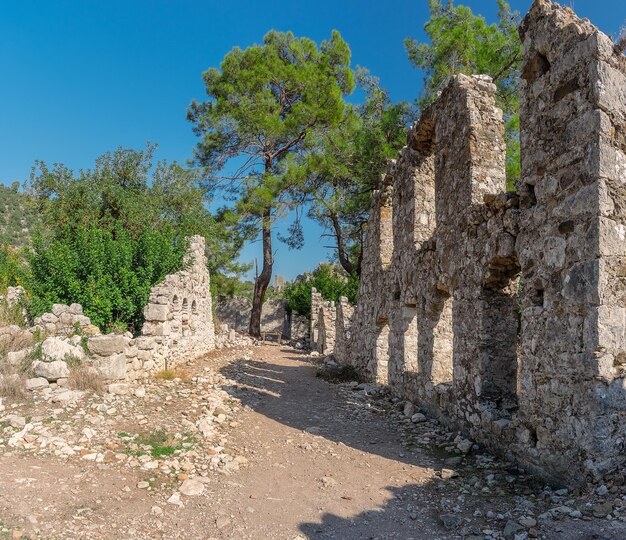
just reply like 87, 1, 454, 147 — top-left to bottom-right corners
1, 345, 625, 539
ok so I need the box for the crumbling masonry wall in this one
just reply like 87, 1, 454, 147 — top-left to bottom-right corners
320, 0, 626, 485
91, 235, 215, 380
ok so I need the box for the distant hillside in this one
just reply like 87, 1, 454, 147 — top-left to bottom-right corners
0, 184, 40, 247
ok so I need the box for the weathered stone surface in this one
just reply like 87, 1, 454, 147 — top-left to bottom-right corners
41, 337, 85, 363
94, 354, 126, 380
179, 478, 204, 496
25, 377, 49, 390
87, 335, 128, 356
216, 296, 307, 340
33, 360, 69, 381
107, 383, 131, 395
143, 303, 169, 322
314, 0, 626, 487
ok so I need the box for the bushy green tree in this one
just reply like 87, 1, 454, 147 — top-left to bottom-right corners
27, 145, 246, 332
188, 30, 354, 336
405, 0, 521, 188
305, 69, 412, 276
283, 263, 359, 317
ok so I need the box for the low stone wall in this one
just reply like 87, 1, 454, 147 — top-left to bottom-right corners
216, 296, 308, 341
32, 303, 98, 337
0, 236, 248, 393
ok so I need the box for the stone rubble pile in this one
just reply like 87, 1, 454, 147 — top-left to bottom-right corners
0, 351, 251, 501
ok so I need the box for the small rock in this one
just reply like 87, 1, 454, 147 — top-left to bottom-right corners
596, 485, 609, 496
440, 468, 458, 480
593, 501, 613, 518
439, 513, 461, 530
134, 386, 146, 398
503, 520, 525, 539
8, 415, 26, 429
108, 383, 130, 395
456, 438, 473, 453
320, 476, 338, 488
403, 401, 415, 417
216, 517, 231, 529
411, 412, 427, 423
167, 492, 183, 507
518, 516, 537, 528
179, 478, 204, 496
25, 377, 49, 391
137, 481, 150, 489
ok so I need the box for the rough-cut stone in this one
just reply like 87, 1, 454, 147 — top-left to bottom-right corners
107, 383, 131, 395
216, 296, 307, 340
87, 335, 128, 356
41, 337, 85, 363
33, 360, 69, 381
179, 478, 204, 496
25, 377, 49, 390
314, 0, 626, 486
93, 354, 126, 380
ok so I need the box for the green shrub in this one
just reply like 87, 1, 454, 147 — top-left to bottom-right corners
27, 224, 186, 333
0, 244, 29, 291
284, 263, 359, 316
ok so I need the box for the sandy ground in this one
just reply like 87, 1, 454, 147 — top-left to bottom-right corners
1, 345, 625, 539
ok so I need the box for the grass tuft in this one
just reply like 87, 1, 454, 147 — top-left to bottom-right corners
155, 368, 189, 382
68, 364, 105, 393
316, 363, 360, 384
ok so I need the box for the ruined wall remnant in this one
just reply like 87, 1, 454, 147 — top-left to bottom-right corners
316, 300, 336, 355
312, 0, 626, 485
91, 235, 215, 380
216, 297, 308, 341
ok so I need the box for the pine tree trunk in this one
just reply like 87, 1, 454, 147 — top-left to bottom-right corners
249, 207, 272, 337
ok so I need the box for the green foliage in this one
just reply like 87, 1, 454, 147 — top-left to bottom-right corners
27, 224, 184, 333
283, 263, 359, 317
26, 145, 246, 332
0, 244, 29, 291
405, 0, 522, 189
305, 69, 413, 275
0, 184, 40, 248
189, 30, 355, 334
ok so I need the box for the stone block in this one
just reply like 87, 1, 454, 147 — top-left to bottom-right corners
33, 360, 69, 382
41, 337, 85, 362
51, 304, 68, 317
144, 303, 169, 322
25, 377, 49, 390
94, 353, 127, 380
68, 303, 83, 315
88, 334, 129, 356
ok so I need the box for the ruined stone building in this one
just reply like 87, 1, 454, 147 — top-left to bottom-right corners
312, 0, 626, 485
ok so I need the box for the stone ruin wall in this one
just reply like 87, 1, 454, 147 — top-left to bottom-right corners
313, 0, 626, 486
216, 297, 308, 341
1, 235, 218, 387
93, 235, 215, 381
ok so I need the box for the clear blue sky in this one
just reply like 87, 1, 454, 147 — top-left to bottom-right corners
1, 1, 622, 280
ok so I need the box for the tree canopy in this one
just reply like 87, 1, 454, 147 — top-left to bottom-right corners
26, 145, 245, 332
188, 30, 355, 336
305, 69, 412, 276
405, 0, 522, 187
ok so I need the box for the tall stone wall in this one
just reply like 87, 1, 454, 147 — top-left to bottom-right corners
316, 0, 626, 485
317, 300, 336, 355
